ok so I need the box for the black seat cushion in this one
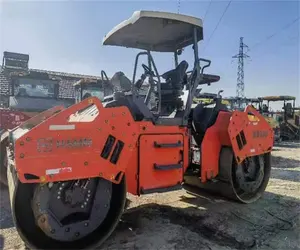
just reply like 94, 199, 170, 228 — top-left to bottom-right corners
161, 60, 189, 87
159, 61, 189, 115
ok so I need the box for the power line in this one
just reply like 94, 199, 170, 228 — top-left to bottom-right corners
203, 0, 213, 22
250, 16, 300, 51
250, 35, 299, 61
202, 0, 232, 52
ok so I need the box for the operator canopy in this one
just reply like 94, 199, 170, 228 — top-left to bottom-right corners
102, 10, 203, 52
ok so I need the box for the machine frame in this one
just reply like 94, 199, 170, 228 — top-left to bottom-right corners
6, 10, 274, 250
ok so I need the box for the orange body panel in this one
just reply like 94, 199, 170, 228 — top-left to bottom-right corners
201, 111, 231, 182
124, 125, 189, 195
139, 134, 184, 191
228, 105, 274, 164
12, 98, 273, 195
13, 97, 189, 196
14, 97, 140, 184
15, 105, 65, 131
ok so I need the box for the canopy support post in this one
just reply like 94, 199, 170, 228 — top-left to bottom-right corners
174, 52, 178, 68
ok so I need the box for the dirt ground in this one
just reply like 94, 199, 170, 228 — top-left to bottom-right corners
0, 142, 299, 250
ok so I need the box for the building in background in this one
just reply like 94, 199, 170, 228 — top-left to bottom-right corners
0, 51, 101, 129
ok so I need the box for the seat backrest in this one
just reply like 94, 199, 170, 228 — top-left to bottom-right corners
161, 60, 189, 86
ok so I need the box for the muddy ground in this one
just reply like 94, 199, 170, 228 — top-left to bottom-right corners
0, 142, 299, 250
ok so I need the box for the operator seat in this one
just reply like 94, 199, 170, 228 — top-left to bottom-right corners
161, 60, 189, 89
159, 60, 189, 115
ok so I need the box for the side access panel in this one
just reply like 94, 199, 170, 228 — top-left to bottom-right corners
12, 98, 139, 184
229, 105, 274, 164
138, 134, 184, 194
201, 111, 231, 182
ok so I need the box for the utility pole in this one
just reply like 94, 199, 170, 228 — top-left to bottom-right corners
177, 0, 181, 13
232, 37, 249, 108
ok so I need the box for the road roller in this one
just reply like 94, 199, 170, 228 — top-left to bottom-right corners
6, 10, 274, 249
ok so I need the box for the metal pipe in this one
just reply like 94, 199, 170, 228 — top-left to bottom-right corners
284, 100, 287, 121
132, 51, 148, 98
174, 52, 178, 68
147, 50, 152, 74
193, 27, 200, 65
293, 99, 295, 116
183, 27, 200, 124
144, 52, 161, 114
149, 54, 161, 114
143, 50, 153, 106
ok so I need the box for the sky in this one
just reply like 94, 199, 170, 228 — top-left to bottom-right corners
0, 0, 299, 111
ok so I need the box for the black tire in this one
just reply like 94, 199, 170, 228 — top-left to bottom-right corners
8, 174, 127, 249
183, 147, 271, 204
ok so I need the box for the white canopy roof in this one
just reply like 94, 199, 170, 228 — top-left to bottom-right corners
102, 10, 203, 52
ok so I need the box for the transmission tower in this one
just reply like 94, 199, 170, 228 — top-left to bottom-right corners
232, 37, 249, 101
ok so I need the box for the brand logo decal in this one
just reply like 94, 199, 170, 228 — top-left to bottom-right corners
37, 137, 92, 152
253, 130, 268, 138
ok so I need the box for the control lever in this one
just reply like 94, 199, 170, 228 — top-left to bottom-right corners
217, 90, 224, 98
199, 58, 211, 74
214, 90, 224, 108
101, 70, 109, 84
135, 73, 147, 90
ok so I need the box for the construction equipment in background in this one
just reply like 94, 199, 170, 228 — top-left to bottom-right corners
0, 70, 75, 130
6, 11, 274, 249
73, 70, 114, 102
223, 96, 261, 111
0, 52, 108, 186
0, 62, 75, 185
260, 95, 299, 141
294, 108, 300, 128
220, 97, 281, 141
193, 90, 230, 107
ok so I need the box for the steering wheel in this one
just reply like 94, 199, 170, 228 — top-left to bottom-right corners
140, 64, 161, 87
142, 64, 154, 76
